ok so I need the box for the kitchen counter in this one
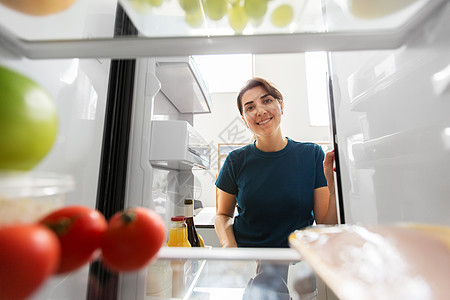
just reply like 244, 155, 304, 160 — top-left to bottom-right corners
194, 207, 216, 229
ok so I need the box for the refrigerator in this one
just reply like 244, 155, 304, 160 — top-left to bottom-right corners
0, 0, 449, 299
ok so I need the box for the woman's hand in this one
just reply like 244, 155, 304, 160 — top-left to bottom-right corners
314, 149, 338, 224
323, 150, 336, 195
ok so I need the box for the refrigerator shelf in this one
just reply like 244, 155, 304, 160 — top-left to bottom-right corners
156, 56, 212, 114
156, 246, 301, 262
147, 247, 303, 300
0, 0, 446, 58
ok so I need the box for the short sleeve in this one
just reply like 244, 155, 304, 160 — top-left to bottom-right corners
314, 144, 328, 189
215, 153, 238, 195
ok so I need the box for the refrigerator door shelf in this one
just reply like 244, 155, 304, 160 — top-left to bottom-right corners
149, 120, 211, 170
156, 56, 212, 114
289, 224, 450, 300
349, 123, 450, 169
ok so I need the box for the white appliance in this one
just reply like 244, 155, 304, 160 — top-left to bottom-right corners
0, 0, 449, 299
150, 120, 210, 170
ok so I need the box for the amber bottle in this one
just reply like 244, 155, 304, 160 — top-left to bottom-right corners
184, 199, 200, 247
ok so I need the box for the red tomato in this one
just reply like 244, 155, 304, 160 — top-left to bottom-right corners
40, 205, 107, 274
0, 224, 60, 300
100, 207, 166, 272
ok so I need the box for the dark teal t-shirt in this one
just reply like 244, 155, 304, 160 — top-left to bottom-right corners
215, 138, 327, 248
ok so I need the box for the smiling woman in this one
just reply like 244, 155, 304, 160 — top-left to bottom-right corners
215, 77, 337, 251
213, 76, 337, 292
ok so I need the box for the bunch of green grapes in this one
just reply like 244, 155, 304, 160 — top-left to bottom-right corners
178, 0, 204, 28
178, 0, 201, 13
243, 0, 267, 20
131, 0, 164, 11
147, 0, 163, 6
270, 4, 294, 28
176, 0, 295, 33
204, 0, 228, 21
185, 7, 204, 28
228, 4, 248, 33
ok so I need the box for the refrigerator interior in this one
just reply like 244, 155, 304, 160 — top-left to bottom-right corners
0, 0, 449, 299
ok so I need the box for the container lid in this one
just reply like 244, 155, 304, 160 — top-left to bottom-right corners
0, 171, 75, 199
171, 216, 186, 222
184, 199, 193, 205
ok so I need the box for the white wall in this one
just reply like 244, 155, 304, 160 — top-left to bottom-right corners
193, 53, 331, 208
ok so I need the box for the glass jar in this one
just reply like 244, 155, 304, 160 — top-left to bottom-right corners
167, 216, 191, 247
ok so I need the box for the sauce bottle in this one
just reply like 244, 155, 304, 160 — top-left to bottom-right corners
184, 199, 201, 247
167, 216, 191, 247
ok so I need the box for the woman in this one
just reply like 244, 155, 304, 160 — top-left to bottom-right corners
215, 77, 337, 249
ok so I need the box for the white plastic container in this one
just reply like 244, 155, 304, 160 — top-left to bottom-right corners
0, 172, 75, 226
146, 259, 173, 298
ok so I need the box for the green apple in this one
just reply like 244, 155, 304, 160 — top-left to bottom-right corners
0, 65, 58, 171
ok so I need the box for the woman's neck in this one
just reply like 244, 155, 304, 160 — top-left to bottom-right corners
255, 133, 287, 152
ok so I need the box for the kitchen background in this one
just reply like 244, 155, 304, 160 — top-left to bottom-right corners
193, 53, 332, 209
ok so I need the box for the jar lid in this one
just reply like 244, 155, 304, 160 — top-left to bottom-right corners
184, 199, 193, 205
171, 216, 186, 221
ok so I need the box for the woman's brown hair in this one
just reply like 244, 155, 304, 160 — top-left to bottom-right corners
237, 77, 283, 116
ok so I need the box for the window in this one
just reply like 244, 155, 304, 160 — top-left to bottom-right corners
305, 51, 330, 127
192, 54, 253, 93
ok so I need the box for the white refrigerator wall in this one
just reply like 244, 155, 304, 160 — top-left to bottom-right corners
126, 58, 200, 231
331, 2, 450, 225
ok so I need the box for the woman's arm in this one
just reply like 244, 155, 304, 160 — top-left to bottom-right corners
214, 189, 238, 248
313, 150, 338, 224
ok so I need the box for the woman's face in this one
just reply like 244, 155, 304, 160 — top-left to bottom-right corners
241, 85, 284, 138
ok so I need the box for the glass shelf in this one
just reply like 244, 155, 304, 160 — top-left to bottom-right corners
0, 0, 445, 58
145, 247, 304, 300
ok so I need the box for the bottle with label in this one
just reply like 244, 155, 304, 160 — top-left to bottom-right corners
184, 198, 201, 247
167, 216, 191, 247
